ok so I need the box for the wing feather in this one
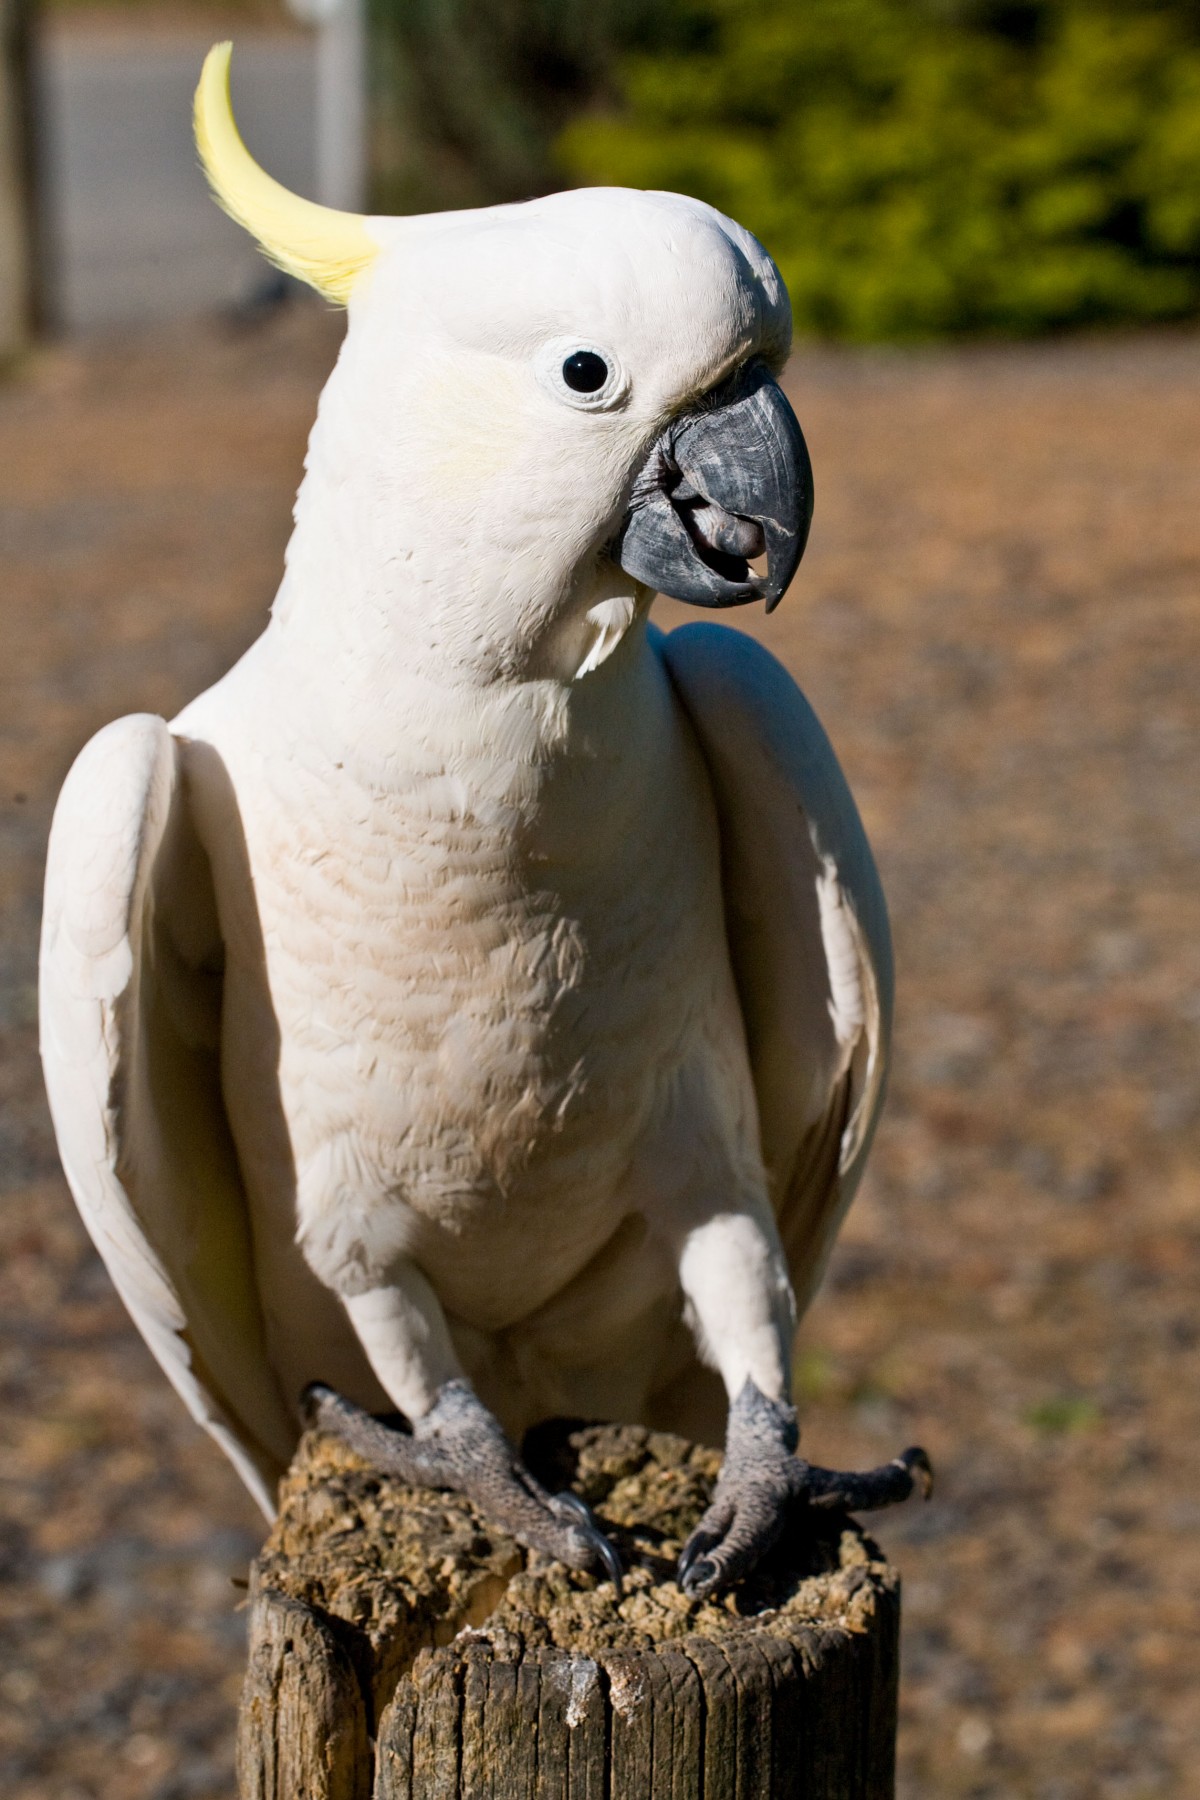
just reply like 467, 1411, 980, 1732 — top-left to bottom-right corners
658, 624, 893, 1315
39, 714, 297, 1515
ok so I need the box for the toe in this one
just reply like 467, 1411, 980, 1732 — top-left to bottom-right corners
801, 1444, 935, 1511
300, 1380, 345, 1429
676, 1483, 798, 1598
677, 1498, 733, 1588
678, 1491, 787, 1600
898, 1446, 935, 1499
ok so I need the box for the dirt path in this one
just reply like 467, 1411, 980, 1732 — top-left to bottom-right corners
1, 305, 1197, 1798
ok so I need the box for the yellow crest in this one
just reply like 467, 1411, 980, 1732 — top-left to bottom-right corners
194, 42, 379, 305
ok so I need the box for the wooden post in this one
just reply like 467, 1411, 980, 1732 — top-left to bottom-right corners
238, 1422, 900, 1799
0, 0, 41, 359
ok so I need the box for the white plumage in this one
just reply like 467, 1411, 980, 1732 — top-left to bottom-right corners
39, 48, 895, 1582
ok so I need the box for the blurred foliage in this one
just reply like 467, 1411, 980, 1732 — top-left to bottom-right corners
70, 0, 1199, 337
367, 0, 664, 213
556, 0, 1200, 339
1024, 1394, 1104, 1434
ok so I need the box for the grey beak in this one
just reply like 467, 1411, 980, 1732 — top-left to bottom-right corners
612, 359, 813, 611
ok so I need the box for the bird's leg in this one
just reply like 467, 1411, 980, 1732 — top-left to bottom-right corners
676, 1378, 932, 1598
304, 1381, 621, 1589
306, 1269, 622, 1590
672, 1209, 931, 1598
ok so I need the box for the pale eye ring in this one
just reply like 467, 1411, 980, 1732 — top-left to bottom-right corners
536, 338, 628, 412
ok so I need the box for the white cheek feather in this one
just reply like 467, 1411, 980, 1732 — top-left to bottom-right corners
576, 593, 639, 677
413, 360, 534, 486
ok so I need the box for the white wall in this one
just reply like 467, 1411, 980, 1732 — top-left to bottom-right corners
39, 30, 317, 332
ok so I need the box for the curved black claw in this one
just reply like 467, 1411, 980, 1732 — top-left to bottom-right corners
676, 1382, 934, 1600
677, 1518, 722, 1589
553, 1491, 624, 1597
678, 1495, 739, 1597
302, 1378, 339, 1423
677, 1380, 799, 1599
301, 1379, 623, 1598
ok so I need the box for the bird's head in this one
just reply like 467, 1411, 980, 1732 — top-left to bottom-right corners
196, 46, 813, 679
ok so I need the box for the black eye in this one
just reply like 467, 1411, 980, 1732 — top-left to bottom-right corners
562, 350, 609, 394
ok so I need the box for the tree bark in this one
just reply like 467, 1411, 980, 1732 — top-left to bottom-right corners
0, 0, 41, 358
238, 1421, 900, 1799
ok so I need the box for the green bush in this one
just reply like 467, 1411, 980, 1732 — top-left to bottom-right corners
367, 0, 662, 214
556, 0, 1200, 339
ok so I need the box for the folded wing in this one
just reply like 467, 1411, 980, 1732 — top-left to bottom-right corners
658, 624, 892, 1315
39, 714, 297, 1516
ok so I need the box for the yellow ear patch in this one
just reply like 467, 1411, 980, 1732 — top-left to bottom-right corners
194, 42, 379, 305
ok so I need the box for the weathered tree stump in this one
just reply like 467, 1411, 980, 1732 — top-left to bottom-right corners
238, 1421, 900, 1799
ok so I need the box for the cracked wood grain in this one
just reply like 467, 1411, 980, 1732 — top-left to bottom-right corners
239, 1421, 900, 1797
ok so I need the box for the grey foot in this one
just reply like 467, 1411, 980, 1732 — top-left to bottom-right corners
678, 1379, 932, 1599
303, 1380, 623, 1594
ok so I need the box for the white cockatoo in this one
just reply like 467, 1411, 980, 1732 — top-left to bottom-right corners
39, 44, 928, 1598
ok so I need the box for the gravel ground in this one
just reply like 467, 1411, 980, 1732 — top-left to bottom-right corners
1, 303, 1197, 1799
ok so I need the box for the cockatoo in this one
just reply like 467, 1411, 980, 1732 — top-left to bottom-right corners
39, 44, 929, 1600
